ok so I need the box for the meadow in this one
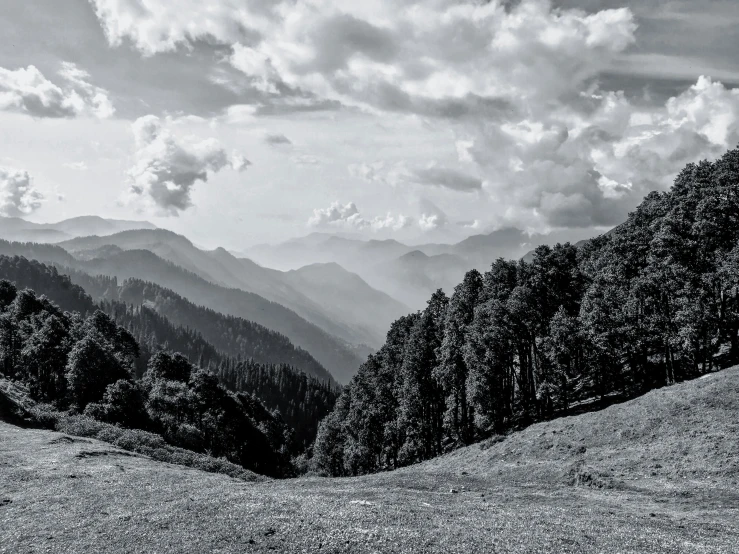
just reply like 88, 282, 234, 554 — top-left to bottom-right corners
2, 367, 737, 553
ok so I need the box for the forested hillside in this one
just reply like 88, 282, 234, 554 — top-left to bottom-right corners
0, 242, 363, 382
0, 256, 338, 451
60, 229, 407, 348
0, 280, 296, 476
63, 270, 334, 383
77, 249, 364, 382
313, 146, 739, 476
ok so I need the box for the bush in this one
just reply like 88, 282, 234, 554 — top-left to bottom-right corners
113, 428, 167, 451
23, 406, 261, 481
83, 402, 109, 421
55, 414, 107, 438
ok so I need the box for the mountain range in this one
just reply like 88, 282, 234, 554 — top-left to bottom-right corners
245, 227, 597, 309
0, 216, 600, 382
0, 215, 157, 243
0, 239, 363, 383
57, 230, 408, 349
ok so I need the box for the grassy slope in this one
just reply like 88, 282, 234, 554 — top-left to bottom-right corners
2, 369, 738, 553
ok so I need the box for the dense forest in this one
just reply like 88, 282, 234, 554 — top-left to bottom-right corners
0, 256, 338, 458
74, 272, 334, 383
313, 146, 739, 476
0, 280, 295, 476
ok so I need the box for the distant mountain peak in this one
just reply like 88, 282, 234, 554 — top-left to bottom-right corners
399, 249, 430, 261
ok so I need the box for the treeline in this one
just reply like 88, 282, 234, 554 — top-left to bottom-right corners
0, 281, 292, 476
313, 146, 739, 476
0, 256, 338, 451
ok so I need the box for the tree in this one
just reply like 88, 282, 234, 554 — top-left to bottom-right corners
144, 351, 193, 384
398, 292, 447, 464
0, 280, 17, 311
84, 310, 140, 371
437, 269, 483, 445
312, 395, 350, 476
464, 300, 514, 434
65, 336, 128, 409
84, 379, 149, 429
20, 314, 71, 403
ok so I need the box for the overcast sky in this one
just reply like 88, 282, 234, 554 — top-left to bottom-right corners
1, 0, 738, 250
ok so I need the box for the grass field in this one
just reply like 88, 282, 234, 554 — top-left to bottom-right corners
2, 368, 738, 553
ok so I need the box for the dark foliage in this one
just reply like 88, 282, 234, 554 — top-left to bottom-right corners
0, 257, 339, 451
0, 284, 293, 476
313, 145, 739, 476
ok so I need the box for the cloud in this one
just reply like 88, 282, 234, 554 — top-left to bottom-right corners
308, 201, 412, 231
57, 62, 116, 118
90, 1, 635, 117
370, 212, 412, 231
89, 0, 244, 55
308, 201, 363, 227
464, 76, 739, 230
405, 166, 483, 193
458, 219, 482, 230
88, 1, 739, 234
230, 154, 252, 171
349, 161, 389, 183
125, 115, 249, 216
0, 166, 44, 217
349, 161, 407, 186
0, 63, 114, 118
419, 214, 443, 232
264, 133, 292, 145
63, 161, 89, 171
350, 161, 482, 193
417, 198, 448, 232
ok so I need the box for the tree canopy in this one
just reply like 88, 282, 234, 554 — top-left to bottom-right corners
313, 145, 739, 477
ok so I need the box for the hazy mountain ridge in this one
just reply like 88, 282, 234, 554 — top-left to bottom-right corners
0, 215, 156, 243
75, 249, 365, 383
245, 227, 598, 309
0, 239, 363, 383
0, 254, 339, 449
59, 229, 407, 347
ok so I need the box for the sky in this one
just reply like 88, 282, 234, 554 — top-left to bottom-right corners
1, 0, 738, 250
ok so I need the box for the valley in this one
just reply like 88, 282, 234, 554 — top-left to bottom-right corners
2, 366, 737, 553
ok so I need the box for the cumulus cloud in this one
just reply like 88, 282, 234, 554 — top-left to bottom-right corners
90, 0, 636, 116
89, 1, 739, 233
0, 167, 44, 217
417, 198, 448, 232
264, 133, 292, 145
89, 0, 262, 56
126, 115, 249, 216
0, 63, 114, 118
463, 76, 739, 229
308, 201, 412, 232
419, 214, 444, 232
370, 212, 413, 231
308, 201, 363, 227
